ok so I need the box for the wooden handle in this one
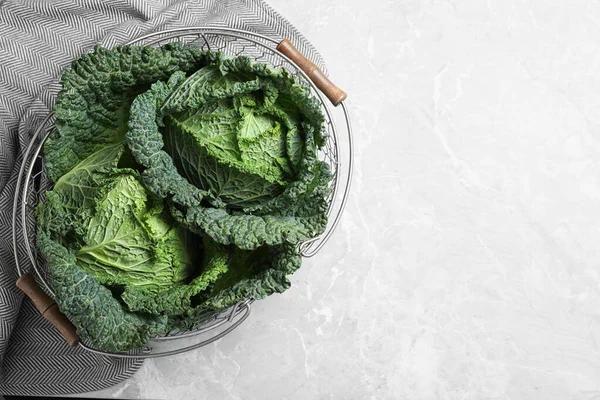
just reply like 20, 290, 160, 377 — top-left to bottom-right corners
16, 274, 80, 346
277, 38, 347, 106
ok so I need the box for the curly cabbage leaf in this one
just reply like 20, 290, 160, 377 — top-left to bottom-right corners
36, 230, 169, 352
73, 173, 197, 296
44, 43, 218, 182
121, 235, 229, 315
168, 239, 302, 332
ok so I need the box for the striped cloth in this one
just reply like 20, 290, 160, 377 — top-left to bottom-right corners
0, 0, 324, 396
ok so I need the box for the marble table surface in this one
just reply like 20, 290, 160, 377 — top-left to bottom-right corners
85, 0, 600, 398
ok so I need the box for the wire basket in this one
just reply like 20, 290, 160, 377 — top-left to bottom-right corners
12, 27, 353, 358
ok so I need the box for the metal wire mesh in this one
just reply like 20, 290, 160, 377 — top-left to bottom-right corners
14, 28, 352, 358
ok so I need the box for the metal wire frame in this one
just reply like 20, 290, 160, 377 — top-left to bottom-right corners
12, 27, 353, 358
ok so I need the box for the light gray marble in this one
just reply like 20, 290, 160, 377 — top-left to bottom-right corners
83, 0, 600, 398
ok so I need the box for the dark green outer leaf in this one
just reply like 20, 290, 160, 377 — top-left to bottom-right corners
168, 240, 302, 332
46, 43, 219, 182
37, 230, 168, 353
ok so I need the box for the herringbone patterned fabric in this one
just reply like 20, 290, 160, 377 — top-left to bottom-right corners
0, 0, 324, 395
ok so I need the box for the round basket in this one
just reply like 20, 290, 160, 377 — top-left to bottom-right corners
12, 27, 353, 358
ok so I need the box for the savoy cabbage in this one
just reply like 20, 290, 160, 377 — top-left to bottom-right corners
36, 43, 329, 352
127, 56, 332, 250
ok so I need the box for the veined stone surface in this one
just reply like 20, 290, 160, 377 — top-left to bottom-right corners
81, 1, 600, 398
